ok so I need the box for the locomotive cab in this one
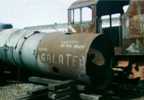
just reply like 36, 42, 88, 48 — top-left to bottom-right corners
68, 0, 96, 33
68, 0, 129, 46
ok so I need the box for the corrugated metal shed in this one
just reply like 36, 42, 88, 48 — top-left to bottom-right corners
69, 0, 97, 9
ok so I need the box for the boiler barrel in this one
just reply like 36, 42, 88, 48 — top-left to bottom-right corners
0, 29, 113, 89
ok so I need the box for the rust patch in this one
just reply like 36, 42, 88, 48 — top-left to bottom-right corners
129, 0, 144, 17
37, 33, 100, 78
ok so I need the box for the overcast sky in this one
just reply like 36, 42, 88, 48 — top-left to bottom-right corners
0, 0, 76, 28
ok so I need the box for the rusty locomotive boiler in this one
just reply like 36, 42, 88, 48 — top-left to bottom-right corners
0, 0, 144, 92
0, 29, 113, 88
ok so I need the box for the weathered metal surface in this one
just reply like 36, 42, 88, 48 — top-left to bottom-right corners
37, 33, 113, 88
129, 0, 144, 17
128, 0, 144, 39
68, 5, 96, 33
120, 0, 144, 54
0, 29, 46, 71
37, 33, 100, 79
129, 15, 144, 38
69, 0, 96, 9
70, 22, 96, 33
0, 29, 113, 89
121, 15, 144, 53
24, 23, 69, 33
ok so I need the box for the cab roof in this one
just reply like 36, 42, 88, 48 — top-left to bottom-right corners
69, 0, 129, 16
69, 0, 96, 9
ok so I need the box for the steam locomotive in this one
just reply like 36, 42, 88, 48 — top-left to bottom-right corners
0, 0, 144, 91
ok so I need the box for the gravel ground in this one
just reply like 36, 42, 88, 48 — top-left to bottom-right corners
0, 83, 45, 100
0, 83, 144, 100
